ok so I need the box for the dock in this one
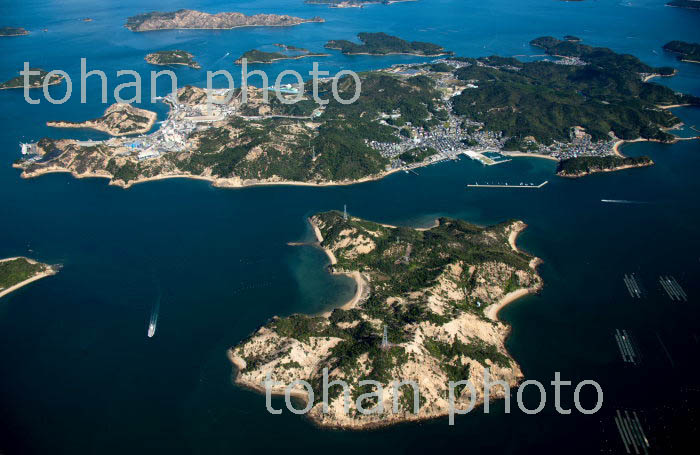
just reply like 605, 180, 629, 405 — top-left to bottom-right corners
614, 410, 650, 455
467, 180, 548, 189
614, 329, 639, 365
623, 274, 643, 298
659, 276, 687, 302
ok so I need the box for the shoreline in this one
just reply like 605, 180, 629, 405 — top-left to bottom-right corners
307, 217, 368, 316
485, 223, 542, 322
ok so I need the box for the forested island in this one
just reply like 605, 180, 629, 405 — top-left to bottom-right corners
663, 41, 700, 63
47, 103, 157, 136
145, 50, 201, 69
666, 1, 700, 10
235, 49, 329, 64
325, 32, 452, 56
453, 36, 693, 149
0, 257, 57, 299
229, 212, 541, 428
0, 69, 63, 90
556, 155, 654, 177
125, 9, 324, 32
0, 27, 29, 36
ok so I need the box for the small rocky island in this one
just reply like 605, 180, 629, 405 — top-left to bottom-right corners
47, 103, 157, 137
325, 32, 452, 56
556, 155, 654, 178
663, 41, 700, 64
146, 50, 201, 69
125, 9, 324, 32
0, 257, 58, 299
0, 69, 63, 90
230, 211, 542, 429
235, 48, 329, 64
0, 26, 29, 36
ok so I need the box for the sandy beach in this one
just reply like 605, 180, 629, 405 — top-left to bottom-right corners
500, 151, 559, 161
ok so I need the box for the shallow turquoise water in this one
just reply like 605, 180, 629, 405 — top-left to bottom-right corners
1, 1, 700, 453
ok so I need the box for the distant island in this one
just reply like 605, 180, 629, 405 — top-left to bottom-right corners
663, 41, 700, 63
557, 155, 654, 178
235, 49, 329, 64
0, 26, 29, 36
229, 212, 541, 428
47, 103, 157, 136
125, 9, 324, 32
0, 257, 57, 299
666, 1, 700, 10
325, 32, 453, 56
0, 69, 63, 90
306, 0, 417, 7
146, 50, 201, 69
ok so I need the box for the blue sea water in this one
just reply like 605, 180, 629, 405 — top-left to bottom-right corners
1, 0, 700, 453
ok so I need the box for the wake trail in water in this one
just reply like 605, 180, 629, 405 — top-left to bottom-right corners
148, 290, 161, 338
601, 199, 648, 204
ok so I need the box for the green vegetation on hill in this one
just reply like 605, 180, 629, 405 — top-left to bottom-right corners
663, 41, 700, 63
451, 37, 696, 145
399, 147, 438, 163
256, 211, 532, 388
556, 155, 653, 176
0, 258, 45, 291
0, 69, 63, 89
325, 32, 451, 56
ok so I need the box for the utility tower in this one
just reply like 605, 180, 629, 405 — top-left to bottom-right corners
343, 204, 348, 221
381, 325, 388, 349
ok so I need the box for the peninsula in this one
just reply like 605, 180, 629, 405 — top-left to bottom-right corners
0, 27, 29, 36
145, 50, 201, 69
47, 103, 158, 136
0, 257, 58, 299
14, 37, 699, 188
0, 69, 63, 90
229, 212, 542, 429
663, 41, 700, 64
125, 9, 324, 32
556, 155, 654, 178
235, 49, 329, 64
325, 32, 453, 56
